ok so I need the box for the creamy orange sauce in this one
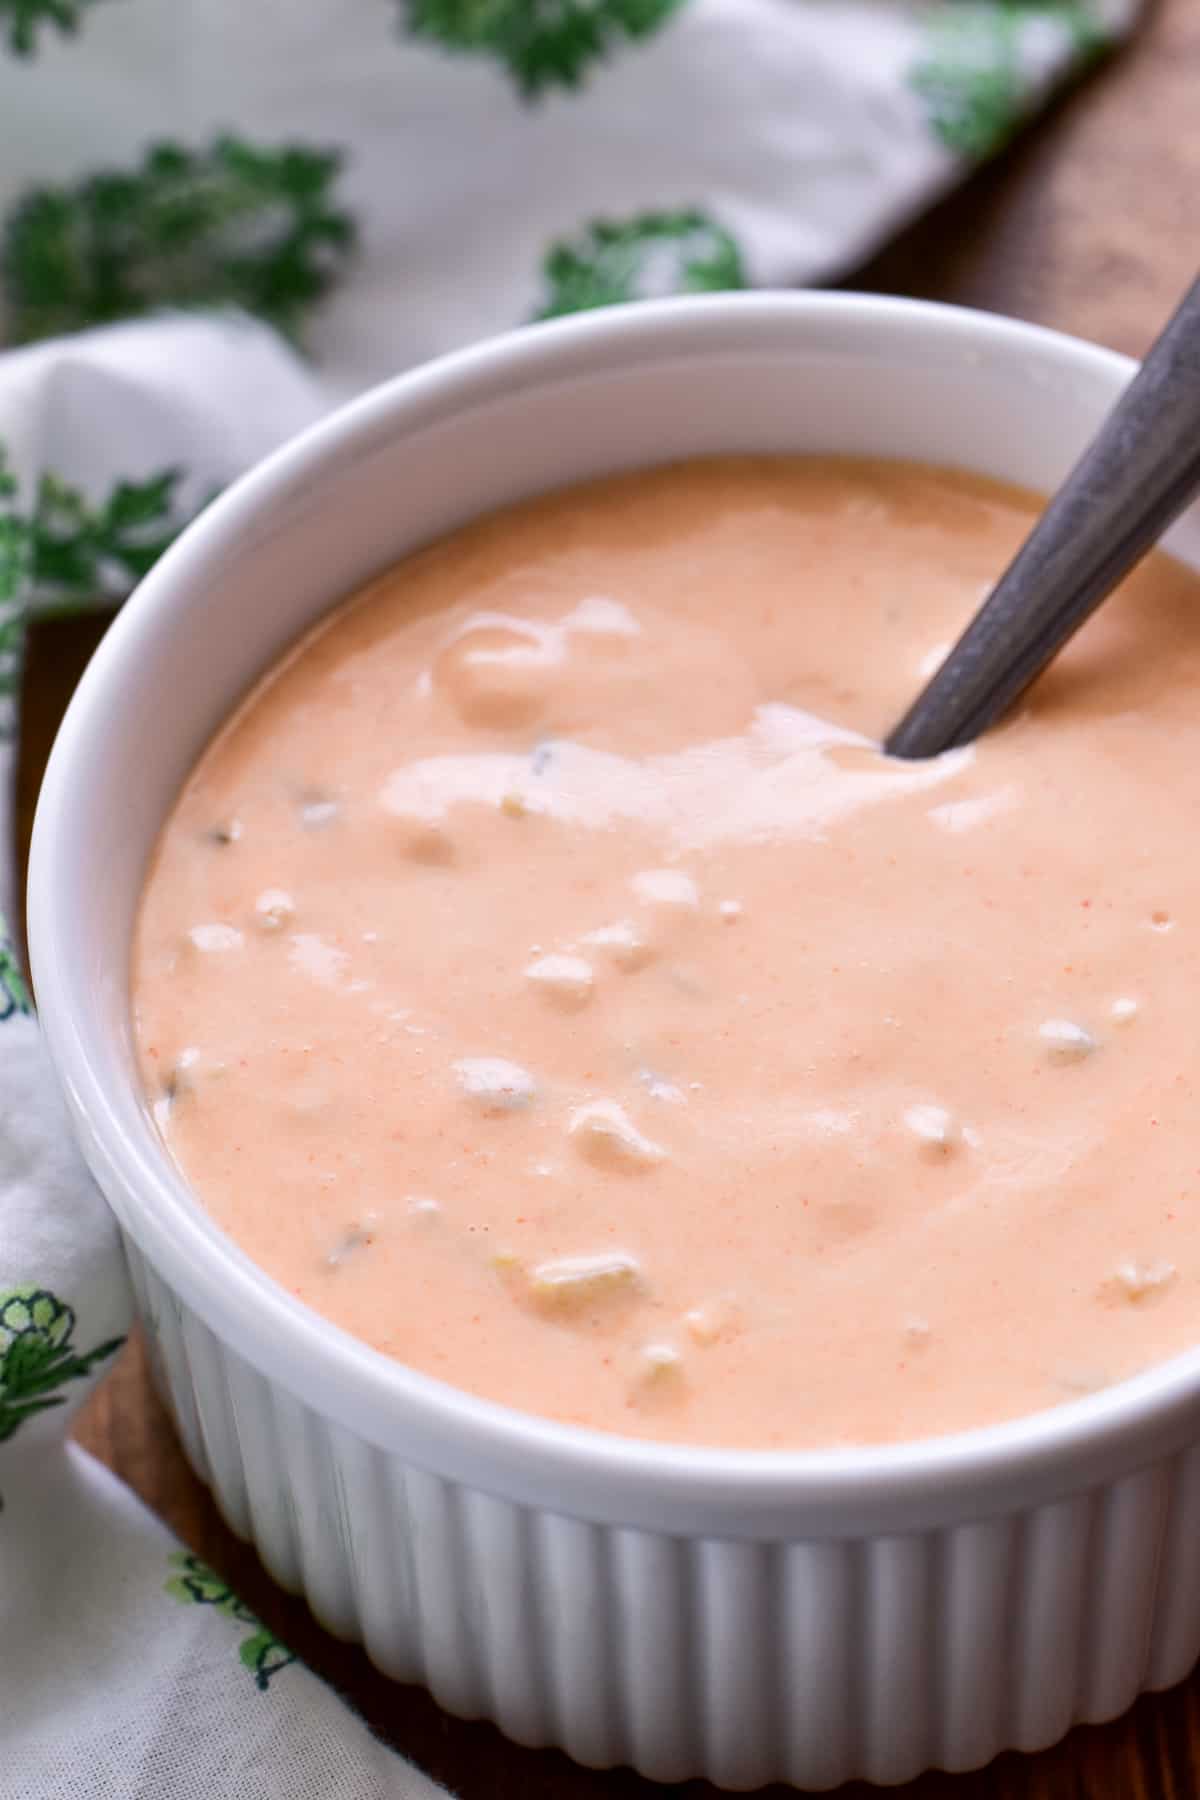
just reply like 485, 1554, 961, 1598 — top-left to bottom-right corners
134, 458, 1200, 1448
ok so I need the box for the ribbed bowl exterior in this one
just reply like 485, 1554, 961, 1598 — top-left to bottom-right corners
127, 1235, 1200, 1789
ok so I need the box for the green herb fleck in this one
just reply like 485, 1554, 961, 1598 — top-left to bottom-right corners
399, 0, 685, 98
911, 2, 1110, 161
1, 0, 104, 56
536, 208, 746, 320
2, 135, 356, 346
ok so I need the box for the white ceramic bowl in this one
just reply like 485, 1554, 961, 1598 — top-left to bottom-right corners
29, 294, 1200, 1791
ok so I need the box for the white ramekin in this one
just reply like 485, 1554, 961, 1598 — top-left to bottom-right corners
28, 295, 1200, 1791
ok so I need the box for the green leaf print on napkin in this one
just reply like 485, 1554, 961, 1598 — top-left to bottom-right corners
1, 0, 103, 57
0, 451, 30, 739
0, 451, 29, 610
165, 1553, 297, 1690
535, 209, 746, 318
30, 466, 190, 599
911, 2, 1110, 161
0, 939, 31, 1020
1, 136, 356, 347
400, 0, 685, 98
0, 444, 201, 735
0, 1286, 123, 1442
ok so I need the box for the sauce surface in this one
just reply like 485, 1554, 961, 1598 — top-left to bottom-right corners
134, 457, 1200, 1448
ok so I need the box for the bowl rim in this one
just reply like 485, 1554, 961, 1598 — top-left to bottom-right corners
30, 289, 1200, 1532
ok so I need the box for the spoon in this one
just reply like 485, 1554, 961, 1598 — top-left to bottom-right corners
886, 275, 1200, 760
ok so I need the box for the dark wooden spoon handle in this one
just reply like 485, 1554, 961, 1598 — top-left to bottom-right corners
886, 276, 1200, 760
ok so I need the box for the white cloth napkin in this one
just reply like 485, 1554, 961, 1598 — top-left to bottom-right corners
0, 3, 1140, 1793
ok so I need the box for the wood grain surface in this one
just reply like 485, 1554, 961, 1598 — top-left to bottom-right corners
22, 2, 1200, 1789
